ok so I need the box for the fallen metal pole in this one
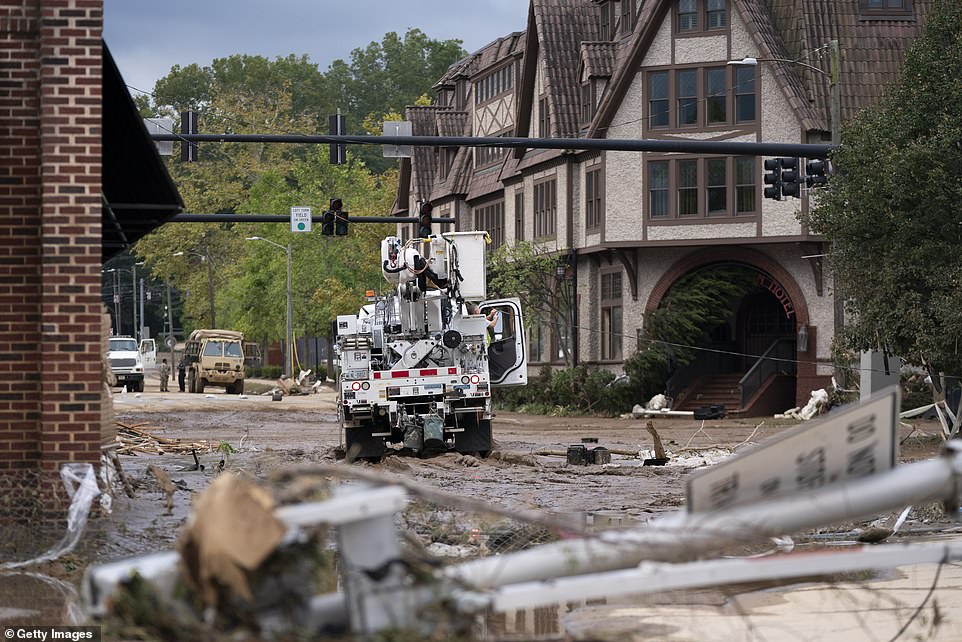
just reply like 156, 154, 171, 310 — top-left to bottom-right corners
446, 444, 962, 589
464, 540, 962, 613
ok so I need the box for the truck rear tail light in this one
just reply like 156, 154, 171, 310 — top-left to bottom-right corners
461, 376, 470, 384
470, 375, 480, 384
361, 381, 370, 390
351, 382, 361, 391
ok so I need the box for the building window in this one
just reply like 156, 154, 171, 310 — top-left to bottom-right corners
529, 323, 543, 363
601, 270, 623, 361
515, 191, 524, 241
539, 96, 550, 137
475, 64, 515, 105
678, 159, 698, 216
735, 158, 756, 214
677, 69, 697, 126
534, 178, 557, 239
581, 83, 594, 124
706, 158, 727, 216
705, 67, 726, 124
678, 0, 697, 32
861, 0, 912, 12
474, 201, 505, 250
649, 160, 669, 218
438, 147, 456, 181
599, 1, 611, 40
586, 166, 603, 230
734, 67, 756, 122
648, 156, 757, 220
649, 71, 669, 128
677, 0, 728, 34
476, 131, 509, 169
621, 0, 636, 34
647, 66, 755, 131
706, 0, 727, 28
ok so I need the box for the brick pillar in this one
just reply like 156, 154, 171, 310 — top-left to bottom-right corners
0, 0, 103, 525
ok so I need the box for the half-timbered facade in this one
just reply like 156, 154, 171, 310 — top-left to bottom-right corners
394, 0, 932, 414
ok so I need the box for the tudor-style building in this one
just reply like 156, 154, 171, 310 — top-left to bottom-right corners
394, 0, 932, 415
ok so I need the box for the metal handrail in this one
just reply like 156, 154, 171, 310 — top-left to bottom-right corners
739, 338, 797, 407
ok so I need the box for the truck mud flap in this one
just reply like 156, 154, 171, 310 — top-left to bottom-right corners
344, 429, 387, 461
453, 417, 492, 456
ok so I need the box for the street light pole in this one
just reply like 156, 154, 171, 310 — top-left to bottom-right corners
729, 39, 840, 145
246, 237, 294, 380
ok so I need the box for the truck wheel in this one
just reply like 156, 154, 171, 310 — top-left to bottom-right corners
133, 380, 144, 393
197, 378, 207, 394
228, 380, 244, 395
187, 371, 196, 393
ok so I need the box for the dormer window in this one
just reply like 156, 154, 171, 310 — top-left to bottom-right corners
599, 1, 612, 41
621, 0, 636, 34
859, 0, 914, 19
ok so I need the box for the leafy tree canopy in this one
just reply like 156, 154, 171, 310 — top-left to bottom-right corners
807, 0, 962, 373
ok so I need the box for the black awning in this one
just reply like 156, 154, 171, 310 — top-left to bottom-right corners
102, 42, 183, 261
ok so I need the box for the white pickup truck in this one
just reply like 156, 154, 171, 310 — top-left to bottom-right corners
107, 336, 145, 392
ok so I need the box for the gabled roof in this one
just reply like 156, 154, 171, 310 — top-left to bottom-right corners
532, 0, 601, 138
581, 41, 617, 78
592, 0, 933, 138
763, 0, 933, 124
406, 106, 447, 203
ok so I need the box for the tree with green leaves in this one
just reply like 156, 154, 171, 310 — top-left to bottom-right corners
807, 0, 962, 377
624, 266, 757, 406
487, 242, 574, 366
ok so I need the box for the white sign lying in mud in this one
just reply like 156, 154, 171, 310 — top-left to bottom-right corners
686, 387, 899, 513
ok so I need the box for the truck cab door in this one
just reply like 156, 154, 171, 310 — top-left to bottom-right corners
139, 339, 156, 368
480, 298, 527, 386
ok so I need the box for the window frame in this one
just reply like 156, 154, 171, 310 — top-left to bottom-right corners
600, 269, 623, 362
645, 65, 757, 132
538, 95, 551, 138
533, 177, 557, 240
585, 165, 604, 231
474, 200, 505, 250
646, 156, 758, 221
859, 0, 914, 19
474, 63, 516, 106
675, 0, 728, 37
621, 0, 636, 34
599, 0, 611, 41
514, 190, 525, 242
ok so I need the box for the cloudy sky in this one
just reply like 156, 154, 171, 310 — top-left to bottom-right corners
103, 0, 530, 96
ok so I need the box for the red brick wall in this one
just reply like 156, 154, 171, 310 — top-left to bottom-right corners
0, 0, 103, 522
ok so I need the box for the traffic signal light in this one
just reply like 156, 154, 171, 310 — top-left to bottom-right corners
323, 198, 345, 236
763, 158, 782, 201
780, 157, 800, 198
321, 210, 335, 236
417, 201, 433, 238
335, 210, 349, 236
806, 159, 829, 188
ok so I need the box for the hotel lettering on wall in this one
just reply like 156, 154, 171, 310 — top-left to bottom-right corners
756, 272, 795, 319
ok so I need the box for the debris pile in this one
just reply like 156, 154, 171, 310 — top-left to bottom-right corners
114, 421, 209, 455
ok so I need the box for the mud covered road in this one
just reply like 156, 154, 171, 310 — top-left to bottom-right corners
4, 383, 957, 641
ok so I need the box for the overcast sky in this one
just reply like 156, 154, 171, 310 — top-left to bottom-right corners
103, 0, 529, 97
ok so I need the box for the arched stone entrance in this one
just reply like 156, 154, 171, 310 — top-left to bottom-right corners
646, 248, 816, 413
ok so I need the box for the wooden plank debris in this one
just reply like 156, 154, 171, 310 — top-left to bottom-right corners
115, 421, 210, 455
